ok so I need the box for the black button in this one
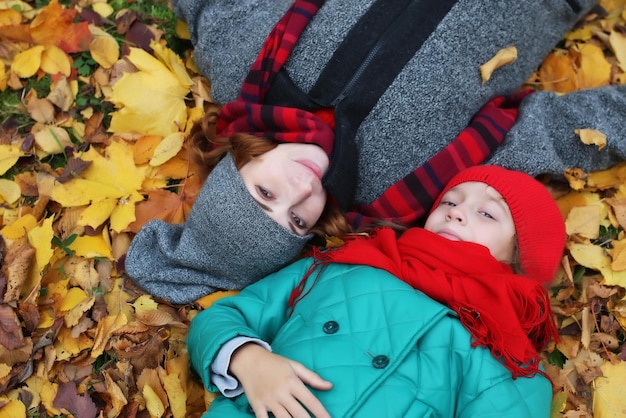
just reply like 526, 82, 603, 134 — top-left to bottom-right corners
372, 355, 389, 369
322, 320, 339, 334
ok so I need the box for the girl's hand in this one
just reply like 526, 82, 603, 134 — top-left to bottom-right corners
229, 343, 333, 418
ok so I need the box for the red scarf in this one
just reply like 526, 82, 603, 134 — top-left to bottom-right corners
301, 227, 558, 378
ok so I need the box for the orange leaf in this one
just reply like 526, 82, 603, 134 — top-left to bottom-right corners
538, 50, 580, 93
126, 185, 198, 233
133, 135, 164, 165
29, 0, 92, 52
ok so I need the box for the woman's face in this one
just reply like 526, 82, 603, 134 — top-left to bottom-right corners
239, 143, 329, 235
424, 181, 516, 263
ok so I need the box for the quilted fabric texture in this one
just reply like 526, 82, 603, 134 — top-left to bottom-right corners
188, 259, 552, 417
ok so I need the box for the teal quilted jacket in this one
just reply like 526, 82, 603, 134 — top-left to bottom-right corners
187, 258, 551, 417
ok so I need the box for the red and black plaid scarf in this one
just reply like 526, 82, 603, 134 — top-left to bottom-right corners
217, 0, 532, 228
217, 0, 334, 155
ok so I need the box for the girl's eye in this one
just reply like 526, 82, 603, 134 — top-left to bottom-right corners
257, 186, 272, 199
480, 211, 494, 220
441, 201, 456, 207
292, 212, 306, 229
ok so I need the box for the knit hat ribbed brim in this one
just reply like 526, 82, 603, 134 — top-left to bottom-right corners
125, 153, 312, 304
433, 165, 566, 283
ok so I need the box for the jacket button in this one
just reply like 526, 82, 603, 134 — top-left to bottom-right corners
322, 321, 339, 334
372, 355, 389, 369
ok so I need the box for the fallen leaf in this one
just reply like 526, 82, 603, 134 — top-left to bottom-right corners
592, 361, 626, 418
150, 132, 185, 167
578, 43, 612, 89
0, 145, 24, 176
610, 30, 626, 72
10, 45, 44, 78
565, 205, 602, 239
575, 128, 607, 150
107, 45, 192, 136
40, 45, 71, 77
479, 45, 517, 84
0, 179, 21, 204
53, 381, 98, 418
0, 305, 25, 350
2, 239, 34, 303
538, 49, 579, 93
89, 24, 120, 69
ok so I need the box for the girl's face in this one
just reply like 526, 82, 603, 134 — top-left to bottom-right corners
239, 143, 329, 235
424, 181, 516, 263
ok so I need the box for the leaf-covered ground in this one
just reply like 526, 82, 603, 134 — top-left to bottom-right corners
0, 0, 625, 417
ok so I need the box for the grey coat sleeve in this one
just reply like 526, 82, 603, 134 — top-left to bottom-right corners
171, 0, 292, 103
488, 84, 626, 177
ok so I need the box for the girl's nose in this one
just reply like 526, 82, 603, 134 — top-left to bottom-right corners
445, 206, 466, 224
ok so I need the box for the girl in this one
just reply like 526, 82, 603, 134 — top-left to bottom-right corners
187, 165, 566, 417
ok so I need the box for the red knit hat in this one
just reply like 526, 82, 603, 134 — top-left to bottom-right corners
433, 165, 566, 284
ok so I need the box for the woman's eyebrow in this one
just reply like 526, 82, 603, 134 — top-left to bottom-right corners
253, 197, 272, 212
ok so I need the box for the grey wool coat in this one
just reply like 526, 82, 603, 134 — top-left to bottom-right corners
174, 0, 626, 206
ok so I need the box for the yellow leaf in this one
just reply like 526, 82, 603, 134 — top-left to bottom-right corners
78, 197, 118, 229
54, 325, 93, 359
91, 313, 127, 358
569, 243, 626, 288
610, 30, 626, 72
150, 132, 185, 167
575, 128, 607, 150
103, 371, 128, 417
107, 47, 191, 136
89, 24, 119, 69
479, 45, 517, 84
609, 239, 626, 271
0, 144, 24, 175
143, 384, 166, 418
27, 216, 54, 273
162, 372, 187, 418
0, 399, 26, 418
110, 191, 143, 233
92, 2, 114, 18
578, 43, 612, 89
0, 363, 11, 379
68, 234, 113, 260
175, 19, 190, 40
0, 179, 21, 204
40, 45, 71, 77
40, 380, 62, 416
132, 294, 159, 313
10, 45, 44, 78
33, 126, 72, 155
151, 40, 194, 89
593, 360, 626, 418
565, 205, 601, 239
51, 141, 146, 231
564, 26, 593, 42
59, 287, 88, 311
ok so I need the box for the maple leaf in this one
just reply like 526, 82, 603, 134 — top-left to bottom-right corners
29, 0, 93, 53
50, 140, 147, 232
107, 42, 193, 137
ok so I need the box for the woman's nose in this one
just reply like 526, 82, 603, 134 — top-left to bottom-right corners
289, 175, 314, 202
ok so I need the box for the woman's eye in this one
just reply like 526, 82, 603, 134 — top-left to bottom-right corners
257, 186, 272, 199
292, 213, 306, 229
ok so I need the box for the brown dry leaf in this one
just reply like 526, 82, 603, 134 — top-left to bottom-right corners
47, 76, 74, 111
64, 257, 100, 291
126, 187, 195, 233
575, 128, 607, 150
26, 95, 56, 124
33, 126, 73, 156
479, 45, 517, 84
2, 238, 35, 303
102, 370, 128, 416
0, 304, 25, 350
